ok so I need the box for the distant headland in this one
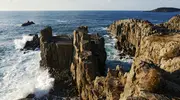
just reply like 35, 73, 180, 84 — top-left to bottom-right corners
147, 7, 180, 12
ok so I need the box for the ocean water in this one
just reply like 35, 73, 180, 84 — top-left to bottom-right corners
0, 11, 179, 100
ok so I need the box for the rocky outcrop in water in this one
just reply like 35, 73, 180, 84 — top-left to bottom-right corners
39, 26, 78, 97
23, 34, 40, 50
21, 21, 35, 27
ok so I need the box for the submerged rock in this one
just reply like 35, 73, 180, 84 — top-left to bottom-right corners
21, 21, 35, 27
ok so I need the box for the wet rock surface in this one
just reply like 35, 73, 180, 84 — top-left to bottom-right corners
23, 34, 40, 51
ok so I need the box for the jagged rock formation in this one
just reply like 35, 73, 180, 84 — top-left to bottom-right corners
23, 34, 40, 50
158, 15, 180, 32
121, 34, 180, 100
39, 26, 78, 97
108, 14, 180, 57
107, 15, 180, 100
70, 26, 107, 99
23, 15, 180, 100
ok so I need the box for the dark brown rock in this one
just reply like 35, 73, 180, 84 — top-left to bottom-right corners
21, 21, 35, 27
40, 26, 78, 97
23, 34, 40, 50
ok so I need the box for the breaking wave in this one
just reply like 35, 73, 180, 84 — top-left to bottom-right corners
0, 36, 54, 100
103, 35, 133, 71
14, 35, 34, 49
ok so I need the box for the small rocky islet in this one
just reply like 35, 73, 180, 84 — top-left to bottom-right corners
147, 7, 180, 12
21, 15, 180, 100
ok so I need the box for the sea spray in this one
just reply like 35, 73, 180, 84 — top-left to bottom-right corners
0, 36, 54, 100
14, 35, 34, 49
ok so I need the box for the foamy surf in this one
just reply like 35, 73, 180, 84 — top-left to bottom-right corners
14, 35, 34, 49
0, 37, 54, 100
103, 35, 133, 71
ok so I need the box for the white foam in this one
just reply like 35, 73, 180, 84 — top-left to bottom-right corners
103, 35, 133, 70
0, 50, 54, 100
14, 35, 33, 49
94, 27, 108, 31
101, 27, 108, 31
57, 20, 67, 23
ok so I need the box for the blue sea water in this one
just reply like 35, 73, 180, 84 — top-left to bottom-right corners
0, 11, 179, 100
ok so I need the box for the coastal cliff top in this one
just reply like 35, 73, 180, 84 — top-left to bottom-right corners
148, 7, 180, 12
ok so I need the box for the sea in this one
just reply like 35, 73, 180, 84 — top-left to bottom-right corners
0, 11, 179, 100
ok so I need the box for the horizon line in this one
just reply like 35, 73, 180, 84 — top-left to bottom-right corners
0, 10, 145, 11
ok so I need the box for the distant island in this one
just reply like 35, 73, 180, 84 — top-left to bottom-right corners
147, 7, 180, 12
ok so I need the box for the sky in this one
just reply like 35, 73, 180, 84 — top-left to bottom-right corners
0, 0, 179, 11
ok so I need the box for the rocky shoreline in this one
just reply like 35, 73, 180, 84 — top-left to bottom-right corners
21, 15, 180, 100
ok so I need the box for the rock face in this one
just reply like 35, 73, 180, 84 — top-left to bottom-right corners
149, 7, 180, 12
108, 15, 180, 99
23, 34, 40, 50
108, 14, 180, 57
70, 26, 107, 99
35, 15, 180, 100
121, 34, 180, 100
40, 26, 78, 97
108, 19, 156, 56
158, 15, 180, 32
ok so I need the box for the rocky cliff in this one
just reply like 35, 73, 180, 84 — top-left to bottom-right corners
107, 15, 180, 100
23, 15, 180, 100
121, 34, 180, 99
39, 26, 78, 97
70, 26, 107, 99
108, 14, 180, 57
